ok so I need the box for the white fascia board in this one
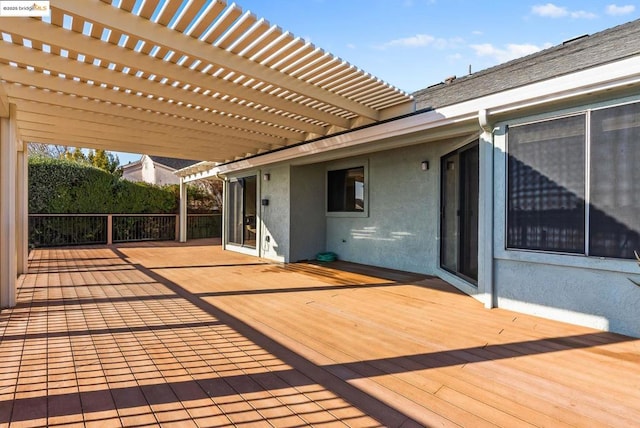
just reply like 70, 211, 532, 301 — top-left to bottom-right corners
185, 108, 474, 181
184, 54, 640, 180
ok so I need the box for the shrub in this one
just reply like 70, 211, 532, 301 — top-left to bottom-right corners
29, 156, 178, 214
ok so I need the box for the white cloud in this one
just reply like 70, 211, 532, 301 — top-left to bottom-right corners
376, 34, 461, 50
606, 4, 636, 15
346, 43, 356, 49
470, 42, 550, 63
378, 34, 434, 49
570, 10, 597, 18
532, 3, 597, 18
532, 3, 568, 17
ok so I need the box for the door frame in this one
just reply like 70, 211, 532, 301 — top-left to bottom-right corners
223, 173, 260, 256
439, 140, 480, 285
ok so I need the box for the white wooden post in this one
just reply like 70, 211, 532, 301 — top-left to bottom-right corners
0, 109, 17, 308
15, 119, 28, 275
179, 177, 187, 242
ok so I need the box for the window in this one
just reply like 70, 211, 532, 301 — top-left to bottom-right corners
507, 101, 640, 260
327, 166, 365, 212
589, 103, 640, 259
507, 115, 586, 253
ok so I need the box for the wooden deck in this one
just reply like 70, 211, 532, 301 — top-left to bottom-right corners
2, 239, 639, 427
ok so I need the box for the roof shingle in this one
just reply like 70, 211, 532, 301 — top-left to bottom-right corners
412, 19, 640, 110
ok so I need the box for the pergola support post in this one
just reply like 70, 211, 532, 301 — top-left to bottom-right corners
0, 107, 17, 308
15, 128, 28, 275
179, 177, 187, 243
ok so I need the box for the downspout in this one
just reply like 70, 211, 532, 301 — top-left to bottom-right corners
478, 109, 495, 309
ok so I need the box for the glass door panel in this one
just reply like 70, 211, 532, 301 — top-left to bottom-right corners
226, 176, 257, 249
441, 153, 459, 273
440, 142, 479, 284
227, 180, 243, 246
242, 176, 257, 248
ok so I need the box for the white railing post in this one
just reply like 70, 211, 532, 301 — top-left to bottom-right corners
179, 177, 187, 242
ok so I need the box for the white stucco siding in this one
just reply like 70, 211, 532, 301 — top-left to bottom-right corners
140, 156, 156, 184
138, 156, 179, 186
121, 163, 143, 182
153, 166, 181, 186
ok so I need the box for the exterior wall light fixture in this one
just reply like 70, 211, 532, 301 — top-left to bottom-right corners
421, 160, 429, 171
263, 173, 271, 181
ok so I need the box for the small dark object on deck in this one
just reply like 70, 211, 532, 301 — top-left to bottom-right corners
316, 252, 337, 262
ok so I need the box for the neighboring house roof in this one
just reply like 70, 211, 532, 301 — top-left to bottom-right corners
148, 156, 199, 171
413, 18, 640, 110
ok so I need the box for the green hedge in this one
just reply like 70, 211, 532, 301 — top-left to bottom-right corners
29, 156, 177, 214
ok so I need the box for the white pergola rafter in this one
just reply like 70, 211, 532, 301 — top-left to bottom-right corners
0, 0, 414, 162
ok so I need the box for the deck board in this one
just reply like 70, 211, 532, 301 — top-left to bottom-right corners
2, 239, 639, 427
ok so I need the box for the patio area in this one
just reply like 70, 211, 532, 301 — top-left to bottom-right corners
1, 239, 639, 427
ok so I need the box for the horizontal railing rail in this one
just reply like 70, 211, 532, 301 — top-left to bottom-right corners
29, 213, 222, 248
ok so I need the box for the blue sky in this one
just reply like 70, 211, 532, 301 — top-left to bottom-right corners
115, 0, 639, 165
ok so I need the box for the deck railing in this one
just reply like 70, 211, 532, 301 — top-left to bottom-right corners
29, 213, 222, 248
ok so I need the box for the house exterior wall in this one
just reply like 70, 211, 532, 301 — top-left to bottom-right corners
259, 165, 291, 262
491, 94, 640, 338
325, 144, 439, 275
290, 164, 326, 262
140, 156, 181, 186
140, 156, 156, 183
215, 76, 640, 338
121, 163, 143, 182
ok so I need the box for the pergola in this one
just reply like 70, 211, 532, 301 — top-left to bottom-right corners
0, 0, 415, 308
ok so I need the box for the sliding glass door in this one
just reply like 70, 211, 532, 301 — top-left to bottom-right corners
441, 142, 479, 284
227, 175, 257, 248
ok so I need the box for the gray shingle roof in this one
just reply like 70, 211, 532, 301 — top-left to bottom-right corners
412, 19, 640, 110
148, 156, 199, 170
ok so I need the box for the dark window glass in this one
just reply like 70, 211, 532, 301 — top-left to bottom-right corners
327, 167, 365, 212
589, 103, 640, 259
507, 115, 586, 252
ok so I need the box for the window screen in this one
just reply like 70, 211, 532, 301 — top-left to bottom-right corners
589, 103, 640, 259
507, 115, 586, 253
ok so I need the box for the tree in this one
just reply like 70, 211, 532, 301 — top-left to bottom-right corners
88, 149, 121, 176
60, 147, 122, 176
202, 179, 223, 210
64, 147, 89, 163
27, 142, 68, 158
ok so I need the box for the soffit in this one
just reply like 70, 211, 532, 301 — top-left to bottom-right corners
0, 0, 414, 162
